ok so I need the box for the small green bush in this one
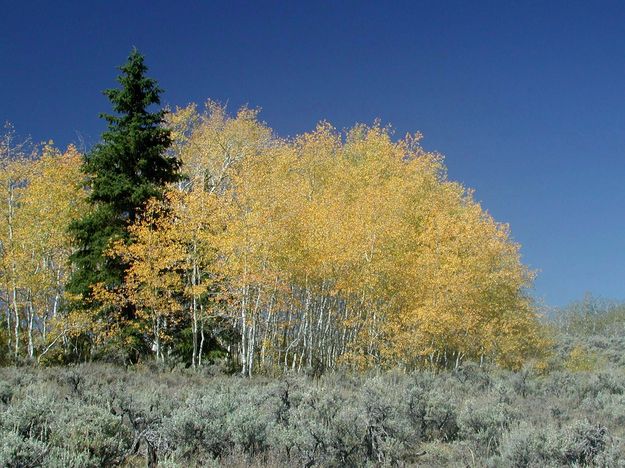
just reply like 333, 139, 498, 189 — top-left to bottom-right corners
497, 422, 555, 467
0, 429, 49, 467
558, 421, 608, 465
52, 403, 133, 467
458, 397, 517, 453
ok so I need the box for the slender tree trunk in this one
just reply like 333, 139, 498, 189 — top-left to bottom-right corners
12, 286, 19, 358
191, 250, 198, 368
154, 316, 161, 361
52, 273, 61, 319
191, 299, 197, 368
248, 313, 255, 377
5, 294, 11, 354
455, 352, 463, 370
27, 293, 34, 359
245, 286, 261, 377
198, 312, 205, 367
240, 284, 248, 376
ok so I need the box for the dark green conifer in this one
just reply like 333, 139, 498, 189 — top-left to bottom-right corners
68, 49, 179, 350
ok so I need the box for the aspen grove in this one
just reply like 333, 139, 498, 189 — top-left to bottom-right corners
0, 52, 548, 373
0, 102, 547, 372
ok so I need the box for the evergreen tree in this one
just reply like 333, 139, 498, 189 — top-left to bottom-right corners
67, 49, 179, 351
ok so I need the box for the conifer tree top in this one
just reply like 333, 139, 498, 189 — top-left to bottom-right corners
68, 49, 179, 298
83, 48, 179, 214
102, 48, 163, 125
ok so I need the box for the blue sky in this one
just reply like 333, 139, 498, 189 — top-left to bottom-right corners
2, 1, 625, 307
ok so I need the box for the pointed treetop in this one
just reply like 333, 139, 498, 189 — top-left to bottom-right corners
102, 48, 163, 121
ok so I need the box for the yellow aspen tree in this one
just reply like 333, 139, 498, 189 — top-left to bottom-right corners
17, 143, 86, 360
173, 188, 227, 367
0, 124, 32, 358
107, 195, 186, 362
171, 101, 275, 375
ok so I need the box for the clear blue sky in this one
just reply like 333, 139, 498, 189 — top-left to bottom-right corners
2, 1, 624, 307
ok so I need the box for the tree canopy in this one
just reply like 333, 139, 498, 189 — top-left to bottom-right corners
0, 55, 548, 371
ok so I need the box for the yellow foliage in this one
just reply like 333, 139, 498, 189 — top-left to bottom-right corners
0, 136, 86, 359
566, 345, 605, 372
162, 104, 548, 370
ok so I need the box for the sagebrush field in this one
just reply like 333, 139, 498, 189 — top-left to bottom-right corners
2, 302, 625, 467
